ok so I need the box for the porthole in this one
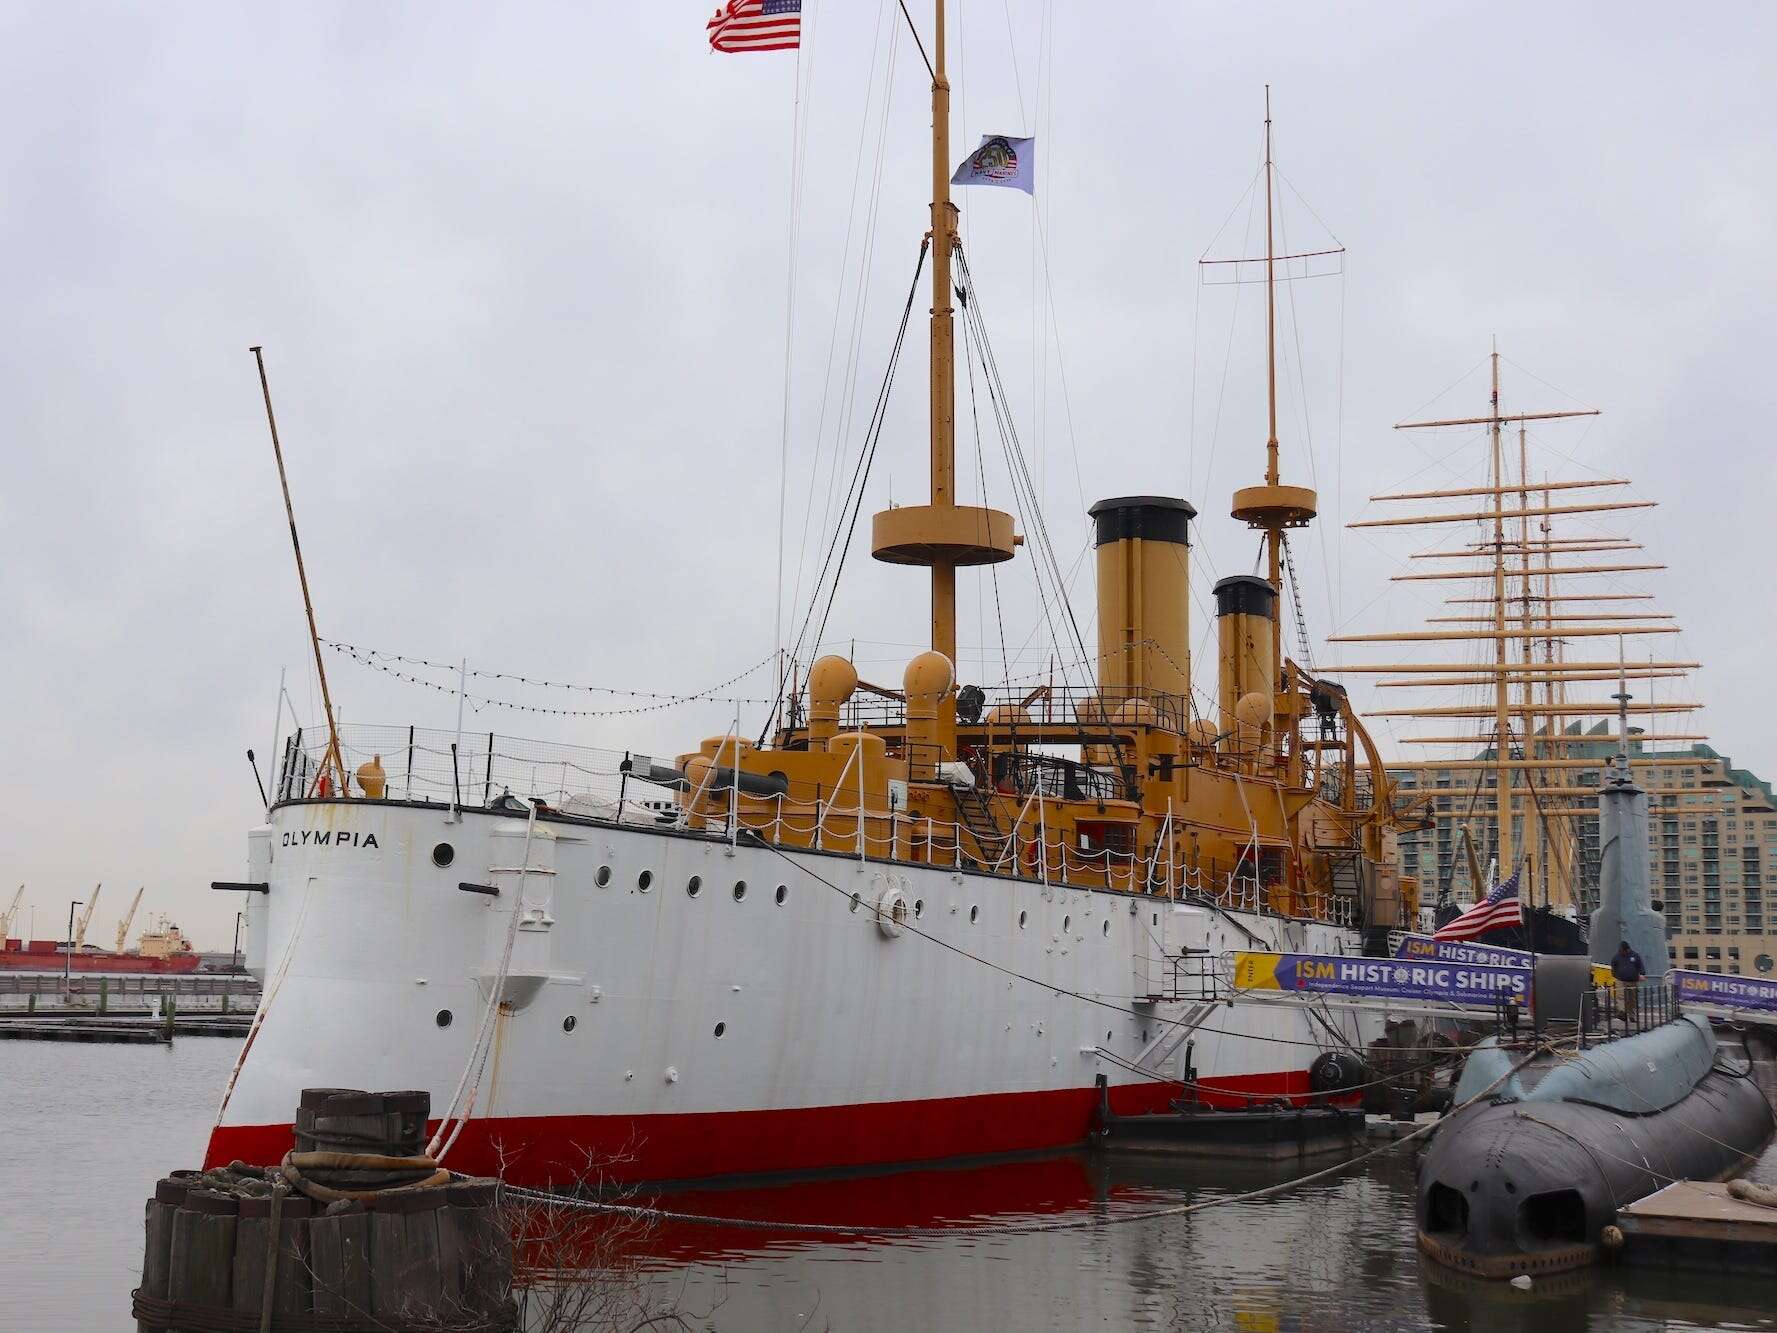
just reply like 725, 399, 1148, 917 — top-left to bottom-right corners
1106, 1030, 1113, 1043
435, 1009, 453, 1028
733, 880, 748, 902
431, 842, 455, 868
914, 898, 925, 919
713, 1022, 726, 1038
1063, 915, 1071, 932
1759, 954, 1775, 974
850, 892, 862, 913
687, 876, 702, 898
595, 865, 612, 888
775, 884, 788, 905
1018, 911, 1028, 929
562, 1015, 577, 1033
969, 905, 979, 924
1102, 920, 1110, 938
637, 870, 653, 892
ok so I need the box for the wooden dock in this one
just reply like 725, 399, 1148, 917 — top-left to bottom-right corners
0, 1021, 170, 1044
1617, 1180, 1777, 1272
0, 1013, 251, 1041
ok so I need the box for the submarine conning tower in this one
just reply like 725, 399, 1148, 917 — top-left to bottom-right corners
1589, 700, 1668, 978
1089, 495, 1196, 705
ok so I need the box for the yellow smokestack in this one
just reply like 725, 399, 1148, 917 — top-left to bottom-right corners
1214, 575, 1277, 746
1089, 496, 1195, 706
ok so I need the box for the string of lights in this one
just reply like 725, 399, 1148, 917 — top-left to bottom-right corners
323, 640, 778, 718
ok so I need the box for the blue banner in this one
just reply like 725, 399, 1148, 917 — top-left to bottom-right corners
1672, 969, 1777, 1013
1235, 951, 1530, 1007
1394, 933, 1533, 969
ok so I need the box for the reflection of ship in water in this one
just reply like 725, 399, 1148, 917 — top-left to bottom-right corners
536, 1143, 1777, 1330
569, 1149, 1433, 1332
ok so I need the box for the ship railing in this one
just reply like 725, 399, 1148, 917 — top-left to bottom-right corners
1574, 976, 1681, 1047
278, 725, 1362, 924
832, 684, 1198, 736
275, 724, 686, 815
1162, 950, 1237, 1004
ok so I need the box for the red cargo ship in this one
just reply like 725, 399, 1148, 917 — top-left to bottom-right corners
0, 917, 201, 974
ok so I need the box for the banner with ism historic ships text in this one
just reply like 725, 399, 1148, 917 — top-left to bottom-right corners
1234, 951, 1531, 1007
1672, 968, 1777, 1013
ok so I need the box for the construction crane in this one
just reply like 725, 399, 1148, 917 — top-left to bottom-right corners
0, 886, 23, 941
114, 887, 145, 954
71, 884, 101, 949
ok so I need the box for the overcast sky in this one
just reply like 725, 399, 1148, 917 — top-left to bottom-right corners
4, 3, 1773, 948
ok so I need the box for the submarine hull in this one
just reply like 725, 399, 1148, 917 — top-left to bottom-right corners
1416, 1019, 1774, 1277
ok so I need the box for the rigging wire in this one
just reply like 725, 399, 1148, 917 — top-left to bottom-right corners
780, 241, 931, 721
769, 4, 819, 740
954, 245, 1094, 688
961, 278, 1013, 687
788, 0, 900, 645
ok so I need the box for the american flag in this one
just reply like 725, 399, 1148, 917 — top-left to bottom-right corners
1434, 865, 1524, 942
708, 0, 801, 53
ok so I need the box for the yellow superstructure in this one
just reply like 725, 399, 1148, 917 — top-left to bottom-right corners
672, 45, 1422, 939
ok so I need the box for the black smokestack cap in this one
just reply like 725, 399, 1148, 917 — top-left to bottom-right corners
1213, 574, 1277, 619
1087, 495, 1196, 548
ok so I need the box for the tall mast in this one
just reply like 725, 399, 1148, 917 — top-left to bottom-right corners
868, 0, 1016, 763
1264, 87, 1280, 496
1261, 88, 1283, 671
928, 0, 957, 666
1489, 346, 1514, 879
1516, 420, 1538, 899
1231, 86, 1317, 675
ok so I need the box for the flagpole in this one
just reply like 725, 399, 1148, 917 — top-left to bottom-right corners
251, 345, 345, 795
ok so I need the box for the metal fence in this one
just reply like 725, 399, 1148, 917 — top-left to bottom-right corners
277, 724, 1376, 927
276, 724, 682, 812
0, 974, 260, 998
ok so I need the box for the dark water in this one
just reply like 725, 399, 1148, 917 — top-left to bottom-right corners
4, 1040, 1776, 1332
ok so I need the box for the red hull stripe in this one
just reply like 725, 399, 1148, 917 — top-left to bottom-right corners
206, 1071, 1313, 1186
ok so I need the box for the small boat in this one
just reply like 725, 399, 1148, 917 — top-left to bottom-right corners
1091, 1075, 1365, 1160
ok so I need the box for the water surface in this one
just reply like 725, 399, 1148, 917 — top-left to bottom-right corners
3, 1040, 1774, 1331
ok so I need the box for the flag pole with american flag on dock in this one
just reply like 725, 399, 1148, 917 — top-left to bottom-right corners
1433, 864, 1525, 943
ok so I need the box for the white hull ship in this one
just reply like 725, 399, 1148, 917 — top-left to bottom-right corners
210, 794, 1374, 1184
210, 36, 1426, 1186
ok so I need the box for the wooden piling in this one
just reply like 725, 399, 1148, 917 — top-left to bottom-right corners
138, 1178, 189, 1333
370, 1190, 447, 1322
309, 1201, 372, 1318
168, 1189, 238, 1315
133, 1089, 514, 1331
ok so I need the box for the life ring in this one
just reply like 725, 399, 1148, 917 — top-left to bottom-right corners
875, 885, 908, 939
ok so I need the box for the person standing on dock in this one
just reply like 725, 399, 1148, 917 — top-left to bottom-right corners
1612, 940, 1647, 1027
